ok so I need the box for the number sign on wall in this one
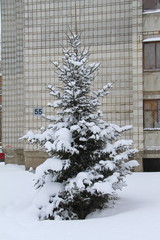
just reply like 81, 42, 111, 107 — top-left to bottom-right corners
34, 108, 43, 116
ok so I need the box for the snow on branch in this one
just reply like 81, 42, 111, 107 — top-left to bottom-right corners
88, 62, 100, 72
47, 84, 61, 98
94, 83, 113, 97
47, 100, 63, 108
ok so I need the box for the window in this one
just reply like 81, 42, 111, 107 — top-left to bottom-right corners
143, 158, 160, 172
144, 100, 160, 128
143, 0, 160, 10
144, 42, 160, 70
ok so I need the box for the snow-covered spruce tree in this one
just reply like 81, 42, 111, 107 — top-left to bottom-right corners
22, 33, 138, 220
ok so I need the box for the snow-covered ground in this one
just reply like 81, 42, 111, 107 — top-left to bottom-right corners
0, 162, 160, 240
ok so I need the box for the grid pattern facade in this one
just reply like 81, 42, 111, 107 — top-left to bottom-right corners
1, 0, 24, 150
1, 0, 144, 168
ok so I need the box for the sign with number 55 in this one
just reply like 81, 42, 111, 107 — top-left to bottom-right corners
34, 108, 43, 115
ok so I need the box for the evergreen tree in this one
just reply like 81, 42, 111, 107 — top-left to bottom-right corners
22, 33, 138, 220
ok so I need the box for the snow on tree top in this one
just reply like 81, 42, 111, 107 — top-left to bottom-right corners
68, 59, 86, 67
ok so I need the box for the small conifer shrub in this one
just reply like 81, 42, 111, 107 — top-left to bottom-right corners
22, 33, 138, 220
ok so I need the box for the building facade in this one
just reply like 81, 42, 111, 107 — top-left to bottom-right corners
1, 0, 160, 171
0, 1, 1, 146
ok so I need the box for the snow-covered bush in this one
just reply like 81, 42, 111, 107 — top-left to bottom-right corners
22, 33, 138, 220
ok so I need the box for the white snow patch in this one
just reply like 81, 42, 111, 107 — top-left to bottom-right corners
143, 37, 160, 42
92, 173, 119, 194
68, 59, 84, 67
35, 157, 70, 183
36, 157, 63, 176
33, 182, 63, 208
20, 130, 34, 141
44, 128, 78, 154
1, 163, 160, 240
55, 128, 71, 142
125, 160, 139, 169
90, 125, 101, 134
144, 128, 160, 130
144, 146, 160, 150
66, 172, 89, 190
143, 9, 160, 14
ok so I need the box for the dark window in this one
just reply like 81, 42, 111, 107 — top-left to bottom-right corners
143, 0, 160, 10
144, 42, 160, 70
143, 158, 160, 172
144, 100, 160, 128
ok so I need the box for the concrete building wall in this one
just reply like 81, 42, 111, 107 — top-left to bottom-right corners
0, 74, 2, 145
1, 0, 24, 164
2, 0, 160, 171
21, 0, 143, 169
23, 0, 136, 130
143, 11, 160, 32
